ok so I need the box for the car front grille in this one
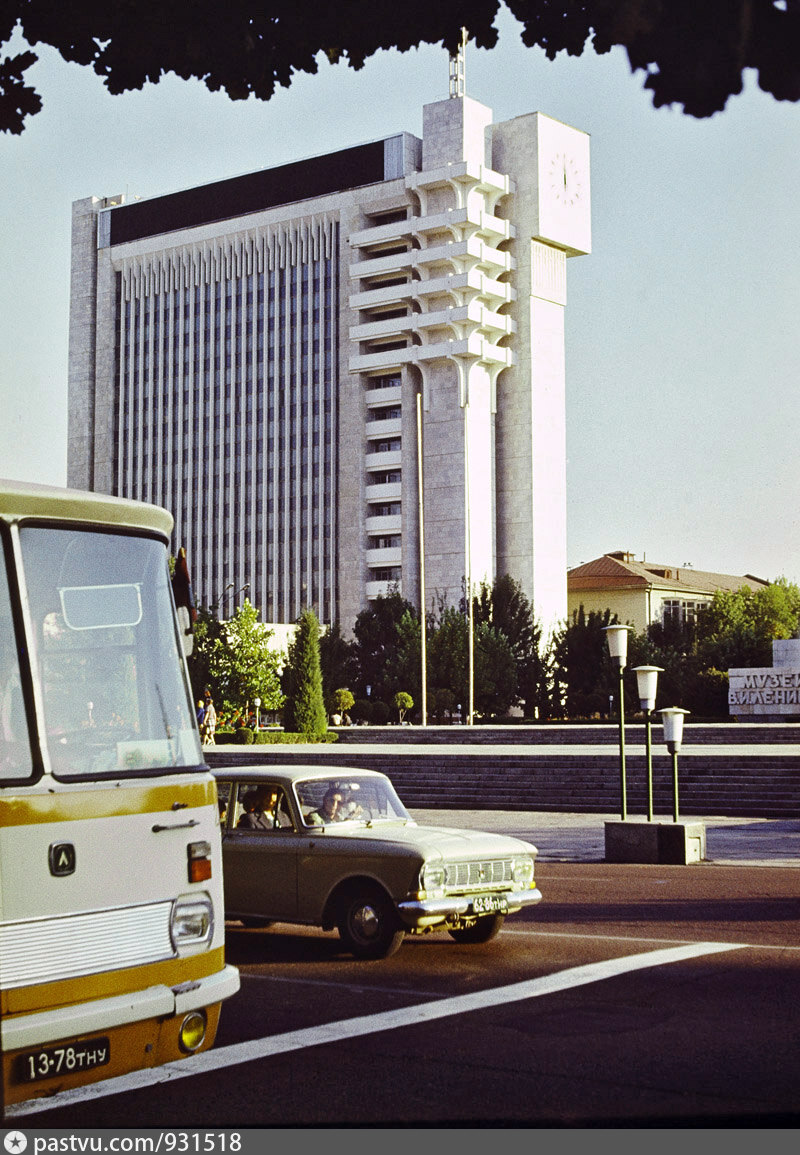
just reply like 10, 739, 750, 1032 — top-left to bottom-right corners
444, 859, 514, 891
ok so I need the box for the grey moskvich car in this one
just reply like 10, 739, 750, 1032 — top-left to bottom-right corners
213, 765, 542, 959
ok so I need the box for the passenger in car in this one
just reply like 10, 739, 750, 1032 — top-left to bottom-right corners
306, 788, 344, 825
237, 787, 278, 830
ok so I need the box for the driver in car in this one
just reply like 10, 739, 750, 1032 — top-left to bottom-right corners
306, 788, 345, 825
336, 782, 364, 820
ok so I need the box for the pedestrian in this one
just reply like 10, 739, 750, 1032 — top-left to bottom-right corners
202, 698, 217, 745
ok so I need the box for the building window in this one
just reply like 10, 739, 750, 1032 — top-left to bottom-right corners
662, 599, 703, 628
370, 566, 402, 581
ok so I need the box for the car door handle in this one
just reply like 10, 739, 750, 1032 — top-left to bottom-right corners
152, 820, 201, 832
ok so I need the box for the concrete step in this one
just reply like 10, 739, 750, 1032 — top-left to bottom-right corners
206, 738, 800, 818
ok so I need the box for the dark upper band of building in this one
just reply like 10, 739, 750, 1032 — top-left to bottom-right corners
106, 136, 421, 246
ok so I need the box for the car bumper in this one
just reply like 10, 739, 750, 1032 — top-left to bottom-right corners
397, 886, 542, 929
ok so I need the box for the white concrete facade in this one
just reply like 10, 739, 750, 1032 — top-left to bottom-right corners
68, 91, 590, 638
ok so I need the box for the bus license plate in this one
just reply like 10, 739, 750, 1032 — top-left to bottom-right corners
15, 1037, 111, 1083
472, 895, 508, 915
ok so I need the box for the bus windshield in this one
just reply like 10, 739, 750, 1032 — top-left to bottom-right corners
19, 526, 202, 780
0, 540, 33, 782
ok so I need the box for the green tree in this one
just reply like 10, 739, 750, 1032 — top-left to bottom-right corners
187, 605, 225, 706
474, 623, 518, 718
331, 687, 355, 718
393, 690, 413, 723
552, 606, 619, 718
282, 608, 327, 738
319, 622, 357, 704
188, 599, 283, 716
473, 574, 548, 717
695, 580, 800, 670
351, 589, 417, 704
388, 609, 423, 704
217, 599, 285, 712
427, 603, 469, 712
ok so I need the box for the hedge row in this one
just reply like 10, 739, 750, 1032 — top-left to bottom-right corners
213, 729, 338, 745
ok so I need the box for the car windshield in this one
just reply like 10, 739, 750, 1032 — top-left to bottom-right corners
296, 774, 412, 827
19, 526, 202, 779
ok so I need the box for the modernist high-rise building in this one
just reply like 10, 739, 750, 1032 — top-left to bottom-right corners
68, 76, 590, 637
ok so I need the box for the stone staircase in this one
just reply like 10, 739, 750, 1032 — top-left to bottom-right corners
330, 722, 800, 746
206, 723, 800, 819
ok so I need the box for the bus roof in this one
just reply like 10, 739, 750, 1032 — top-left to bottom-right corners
0, 479, 174, 537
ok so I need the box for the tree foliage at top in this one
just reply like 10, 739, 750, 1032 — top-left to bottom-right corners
3, 1, 799, 134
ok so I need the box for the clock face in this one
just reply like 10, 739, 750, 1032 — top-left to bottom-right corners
533, 113, 591, 253
549, 152, 583, 207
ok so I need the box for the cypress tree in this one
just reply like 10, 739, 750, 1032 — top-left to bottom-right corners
284, 608, 327, 738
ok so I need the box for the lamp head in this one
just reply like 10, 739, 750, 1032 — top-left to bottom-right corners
659, 706, 690, 753
633, 665, 663, 712
603, 624, 631, 668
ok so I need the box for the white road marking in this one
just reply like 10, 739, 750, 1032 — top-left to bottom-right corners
8, 940, 746, 1118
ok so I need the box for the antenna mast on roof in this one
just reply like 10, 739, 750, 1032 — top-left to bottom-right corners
449, 27, 467, 98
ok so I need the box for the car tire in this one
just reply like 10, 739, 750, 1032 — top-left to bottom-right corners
448, 914, 505, 944
337, 886, 405, 960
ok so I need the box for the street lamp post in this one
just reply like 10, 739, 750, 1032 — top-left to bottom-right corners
633, 665, 663, 821
604, 625, 632, 821
253, 697, 261, 731
660, 707, 690, 822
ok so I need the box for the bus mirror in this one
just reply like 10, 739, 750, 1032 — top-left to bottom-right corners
176, 606, 195, 657
60, 583, 143, 630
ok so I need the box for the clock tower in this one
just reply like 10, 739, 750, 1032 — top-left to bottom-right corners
491, 109, 591, 638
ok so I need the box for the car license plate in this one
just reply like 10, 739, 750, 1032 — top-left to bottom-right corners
472, 894, 508, 915
15, 1037, 110, 1083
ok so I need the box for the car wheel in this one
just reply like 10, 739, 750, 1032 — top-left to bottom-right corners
448, 914, 505, 944
337, 886, 405, 960
239, 917, 273, 929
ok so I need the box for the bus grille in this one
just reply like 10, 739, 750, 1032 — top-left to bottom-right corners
444, 859, 514, 891
0, 901, 174, 989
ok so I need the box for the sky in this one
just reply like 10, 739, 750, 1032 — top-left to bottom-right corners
1, 5, 799, 585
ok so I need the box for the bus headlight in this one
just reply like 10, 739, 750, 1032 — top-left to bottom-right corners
171, 895, 214, 951
512, 857, 535, 887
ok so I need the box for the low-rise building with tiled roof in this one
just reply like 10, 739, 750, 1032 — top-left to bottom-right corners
567, 551, 769, 633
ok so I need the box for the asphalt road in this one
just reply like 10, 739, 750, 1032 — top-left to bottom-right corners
12, 816, 799, 1130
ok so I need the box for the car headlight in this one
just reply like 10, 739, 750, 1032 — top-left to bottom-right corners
512, 857, 535, 887
171, 894, 214, 951
420, 861, 446, 893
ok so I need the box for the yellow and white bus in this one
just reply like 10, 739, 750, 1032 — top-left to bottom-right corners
0, 480, 239, 1112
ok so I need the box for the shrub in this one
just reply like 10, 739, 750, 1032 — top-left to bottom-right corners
370, 700, 392, 725
233, 727, 255, 745
253, 730, 338, 744
350, 698, 373, 724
